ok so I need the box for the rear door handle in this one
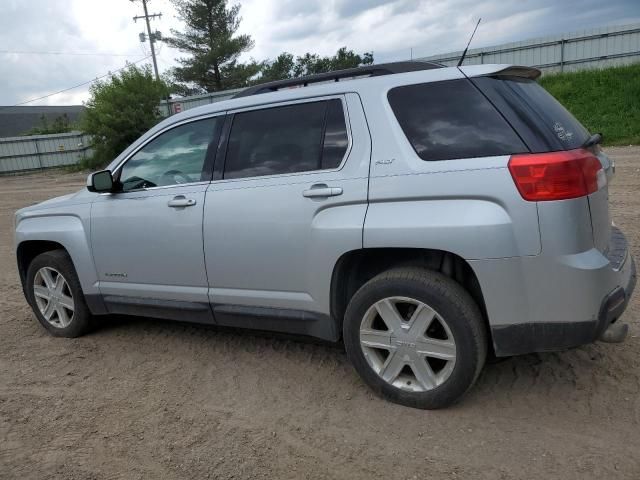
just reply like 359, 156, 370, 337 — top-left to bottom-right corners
168, 195, 196, 207
302, 184, 343, 198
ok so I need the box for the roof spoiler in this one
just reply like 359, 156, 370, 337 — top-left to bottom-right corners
492, 66, 541, 80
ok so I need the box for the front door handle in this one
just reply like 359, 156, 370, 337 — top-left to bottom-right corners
302, 184, 343, 198
168, 195, 196, 208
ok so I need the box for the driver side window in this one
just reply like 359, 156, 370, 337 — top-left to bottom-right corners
119, 116, 219, 191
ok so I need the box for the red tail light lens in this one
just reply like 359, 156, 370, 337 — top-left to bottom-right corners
508, 148, 604, 201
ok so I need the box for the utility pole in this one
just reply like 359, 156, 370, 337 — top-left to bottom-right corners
132, 0, 162, 81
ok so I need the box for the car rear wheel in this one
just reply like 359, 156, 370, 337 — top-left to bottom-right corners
26, 250, 93, 337
343, 267, 487, 409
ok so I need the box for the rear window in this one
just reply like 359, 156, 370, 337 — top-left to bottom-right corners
387, 79, 527, 161
471, 76, 590, 152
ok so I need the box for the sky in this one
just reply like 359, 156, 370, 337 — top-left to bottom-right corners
1, 0, 638, 106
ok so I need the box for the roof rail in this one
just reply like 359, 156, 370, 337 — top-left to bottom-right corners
233, 61, 445, 98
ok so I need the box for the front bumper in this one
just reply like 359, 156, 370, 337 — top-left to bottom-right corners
471, 226, 636, 357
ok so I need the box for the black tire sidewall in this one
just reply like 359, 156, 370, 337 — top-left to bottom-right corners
25, 250, 91, 338
344, 269, 485, 409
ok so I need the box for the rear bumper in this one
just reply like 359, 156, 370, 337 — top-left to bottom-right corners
470, 226, 636, 357
489, 255, 635, 356
595, 257, 636, 339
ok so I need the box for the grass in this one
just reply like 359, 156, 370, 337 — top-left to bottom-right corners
539, 63, 640, 146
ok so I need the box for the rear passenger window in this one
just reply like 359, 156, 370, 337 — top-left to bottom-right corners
224, 99, 348, 179
388, 79, 527, 161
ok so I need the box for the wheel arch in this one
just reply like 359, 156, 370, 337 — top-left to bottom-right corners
330, 248, 491, 347
15, 213, 106, 314
17, 240, 68, 290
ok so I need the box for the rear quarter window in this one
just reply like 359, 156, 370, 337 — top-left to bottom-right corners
387, 79, 527, 161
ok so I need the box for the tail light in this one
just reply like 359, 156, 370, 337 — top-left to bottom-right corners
508, 148, 605, 201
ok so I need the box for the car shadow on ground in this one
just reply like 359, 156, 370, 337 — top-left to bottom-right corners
90, 313, 617, 413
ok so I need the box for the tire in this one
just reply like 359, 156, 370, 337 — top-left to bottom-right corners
25, 250, 93, 338
343, 267, 487, 409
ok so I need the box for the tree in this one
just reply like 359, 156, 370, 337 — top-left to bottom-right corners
257, 53, 295, 83
81, 64, 168, 169
329, 47, 374, 71
165, 0, 255, 93
259, 47, 374, 83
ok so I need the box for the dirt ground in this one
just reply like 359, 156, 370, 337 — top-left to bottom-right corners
0, 147, 638, 480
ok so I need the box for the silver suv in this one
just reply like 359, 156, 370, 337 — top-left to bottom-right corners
15, 62, 636, 409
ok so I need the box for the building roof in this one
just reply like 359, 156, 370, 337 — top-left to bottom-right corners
0, 105, 85, 138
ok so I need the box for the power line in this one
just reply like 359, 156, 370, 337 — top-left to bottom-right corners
0, 49, 141, 57
1, 56, 151, 109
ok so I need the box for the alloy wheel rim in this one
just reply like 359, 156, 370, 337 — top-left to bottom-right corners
359, 296, 456, 392
33, 267, 75, 328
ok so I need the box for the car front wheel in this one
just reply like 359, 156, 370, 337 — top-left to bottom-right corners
25, 250, 93, 337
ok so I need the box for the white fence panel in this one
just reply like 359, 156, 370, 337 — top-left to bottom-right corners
417, 23, 640, 74
0, 131, 92, 174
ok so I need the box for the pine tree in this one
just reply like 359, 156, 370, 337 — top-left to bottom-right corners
164, 0, 256, 93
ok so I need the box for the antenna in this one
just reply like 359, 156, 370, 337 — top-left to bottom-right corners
457, 18, 481, 67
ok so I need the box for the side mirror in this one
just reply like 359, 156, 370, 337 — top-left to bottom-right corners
87, 170, 114, 193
